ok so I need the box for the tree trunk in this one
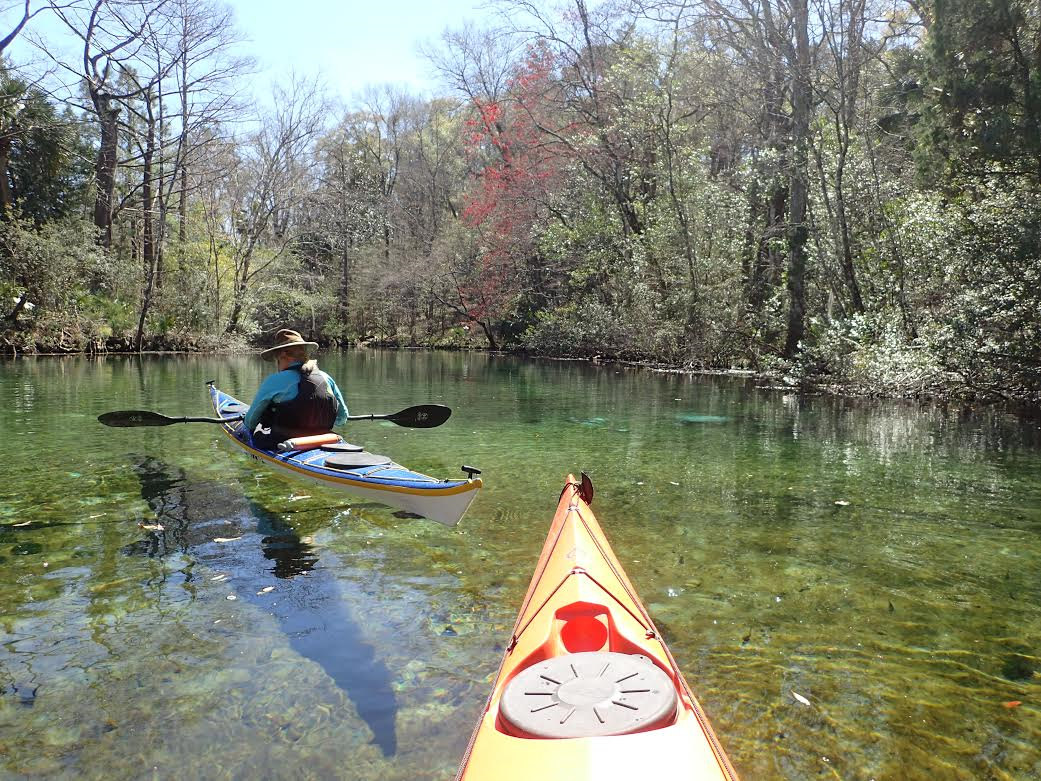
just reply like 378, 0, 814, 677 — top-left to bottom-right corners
340, 240, 351, 337
93, 102, 120, 247
834, 168, 865, 313
784, 0, 811, 359
210, 230, 221, 333
142, 116, 156, 279
135, 105, 158, 353
477, 317, 498, 350
178, 167, 188, 242
0, 133, 13, 214
178, 42, 189, 243
6, 292, 27, 322
226, 258, 250, 333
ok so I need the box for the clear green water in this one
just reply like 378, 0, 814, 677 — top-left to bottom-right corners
1, 351, 1039, 780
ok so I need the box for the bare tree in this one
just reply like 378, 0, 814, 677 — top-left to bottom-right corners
48, 0, 176, 246
165, 0, 251, 243
306, 118, 385, 338
811, 0, 869, 315
124, 0, 250, 349
424, 22, 519, 109
1, 0, 45, 54
353, 86, 413, 262
398, 97, 466, 252
223, 77, 326, 334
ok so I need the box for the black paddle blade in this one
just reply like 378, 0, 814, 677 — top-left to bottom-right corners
388, 404, 452, 428
98, 411, 236, 427
98, 410, 180, 427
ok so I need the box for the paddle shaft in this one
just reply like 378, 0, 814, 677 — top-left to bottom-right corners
97, 410, 242, 427
99, 403, 450, 429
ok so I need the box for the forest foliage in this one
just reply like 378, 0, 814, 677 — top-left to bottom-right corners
1, 0, 1039, 402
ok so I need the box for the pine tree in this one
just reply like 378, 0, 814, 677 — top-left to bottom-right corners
923, 0, 1041, 187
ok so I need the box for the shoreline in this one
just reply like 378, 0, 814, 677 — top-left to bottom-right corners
2, 343, 1039, 413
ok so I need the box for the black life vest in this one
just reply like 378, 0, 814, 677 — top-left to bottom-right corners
261, 366, 338, 436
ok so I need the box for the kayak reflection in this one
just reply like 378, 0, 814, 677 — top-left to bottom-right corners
125, 456, 398, 756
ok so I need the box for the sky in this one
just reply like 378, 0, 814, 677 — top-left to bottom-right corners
224, 0, 499, 100
3, 0, 503, 104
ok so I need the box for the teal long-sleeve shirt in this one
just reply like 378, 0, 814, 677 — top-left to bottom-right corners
244, 363, 348, 432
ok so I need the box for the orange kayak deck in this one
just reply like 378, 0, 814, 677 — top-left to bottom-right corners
456, 475, 740, 780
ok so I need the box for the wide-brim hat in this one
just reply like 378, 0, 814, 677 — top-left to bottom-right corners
260, 329, 319, 360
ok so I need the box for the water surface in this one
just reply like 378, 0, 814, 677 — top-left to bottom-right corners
1, 352, 1039, 780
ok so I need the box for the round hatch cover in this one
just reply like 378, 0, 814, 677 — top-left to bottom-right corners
323, 452, 392, 470
499, 651, 678, 739
320, 442, 365, 453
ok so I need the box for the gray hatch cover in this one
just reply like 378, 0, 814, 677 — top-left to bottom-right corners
499, 651, 678, 739
319, 442, 365, 453
323, 452, 393, 470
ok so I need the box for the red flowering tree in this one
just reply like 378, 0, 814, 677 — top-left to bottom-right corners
436, 46, 573, 348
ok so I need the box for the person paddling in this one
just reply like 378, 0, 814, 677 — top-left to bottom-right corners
244, 329, 348, 449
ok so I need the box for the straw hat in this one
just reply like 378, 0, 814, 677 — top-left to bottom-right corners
260, 329, 319, 360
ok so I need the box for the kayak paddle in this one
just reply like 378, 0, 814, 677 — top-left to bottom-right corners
98, 404, 452, 429
346, 404, 451, 428
98, 410, 241, 427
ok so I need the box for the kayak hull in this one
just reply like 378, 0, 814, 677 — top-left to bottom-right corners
456, 476, 739, 780
208, 384, 481, 526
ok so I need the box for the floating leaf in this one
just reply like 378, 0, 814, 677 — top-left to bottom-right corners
792, 691, 812, 706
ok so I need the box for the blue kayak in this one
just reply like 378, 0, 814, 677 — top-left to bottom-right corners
208, 383, 481, 525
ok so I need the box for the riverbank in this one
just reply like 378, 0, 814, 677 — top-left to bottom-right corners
529, 353, 1041, 410
4, 335, 1039, 412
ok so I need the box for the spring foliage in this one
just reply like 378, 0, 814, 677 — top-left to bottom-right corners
0, 1, 1038, 402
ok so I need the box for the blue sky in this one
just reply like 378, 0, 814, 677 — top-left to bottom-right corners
4, 0, 500, 103
223, 0, 498, 100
